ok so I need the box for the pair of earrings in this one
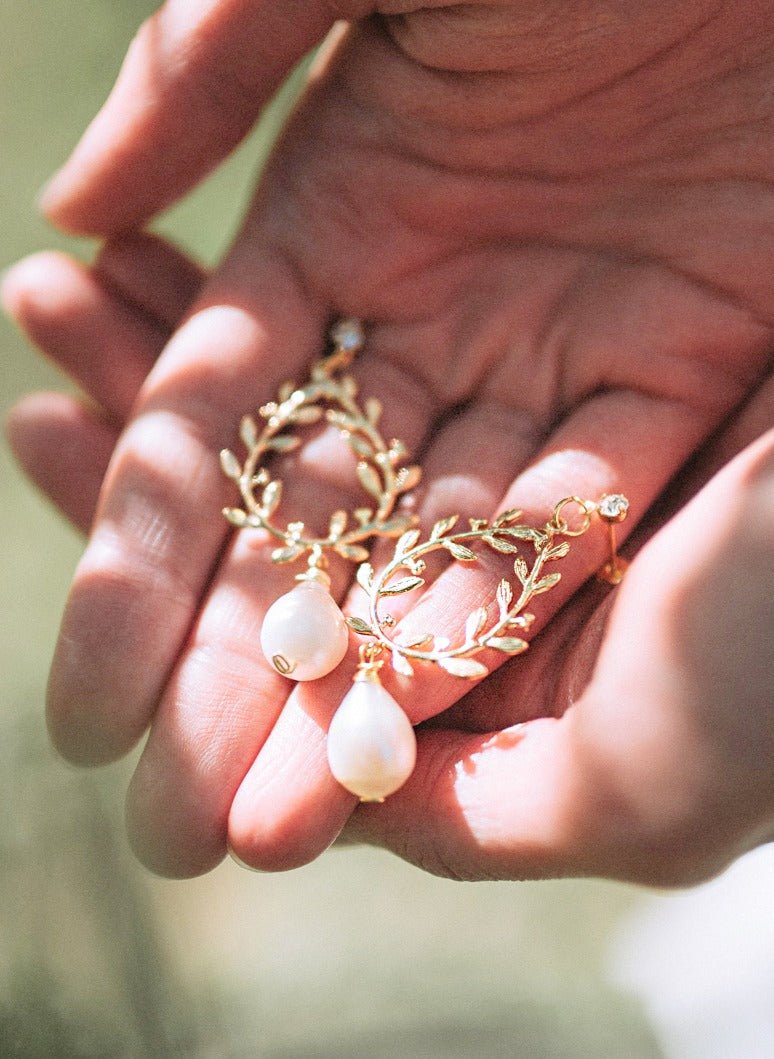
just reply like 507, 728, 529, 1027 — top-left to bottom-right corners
221, 320, 629, 802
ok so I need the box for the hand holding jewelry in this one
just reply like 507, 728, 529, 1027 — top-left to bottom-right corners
220, 321, 628, 800
327, 494, 630, 801
220, 319, 422, 681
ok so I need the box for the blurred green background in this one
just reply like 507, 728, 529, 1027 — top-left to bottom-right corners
0, 4, 669, 1056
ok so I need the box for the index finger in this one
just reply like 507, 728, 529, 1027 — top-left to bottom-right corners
39, 0, 368, 234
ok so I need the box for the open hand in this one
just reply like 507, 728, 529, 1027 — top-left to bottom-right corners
6, 0, 774, 878
6, 230, 773, 885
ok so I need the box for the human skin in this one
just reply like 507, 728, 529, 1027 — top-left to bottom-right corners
4, 0, 774, 881
5, 233, 773, 886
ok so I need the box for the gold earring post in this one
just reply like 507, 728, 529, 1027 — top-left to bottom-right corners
596, 494, 630, 585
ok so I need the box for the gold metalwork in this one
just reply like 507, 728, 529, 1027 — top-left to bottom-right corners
596, 493, 630, 585
347, 495, 629, 679
353, 642, 386, 684
271, 654, 295, 676
220, 320, 421, 573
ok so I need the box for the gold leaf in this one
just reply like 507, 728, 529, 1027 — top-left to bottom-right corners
261, 480, 282, 515
278, 381, 296, 402
392, 651, 414, 677
532, 571, 562, 595
222, 507, 247, 527
356, 562, 374, 592
446, 541, 477, 562
379, 515, 415, 536
354, 507, 373, 525
335, 543, 371, 562
329, 509, 348, 537
496, 578, 513, 612
493, 508, 523, 528
365, 397, 382, 424
514, 557, 529, 584
266, 435, 301, 453
438, 657, 488, 679
483, 534, 520, 554
430, 514, 459, 540
220, 448, 241, 480
396, 528, 421, 556
396, 465, 422, 491
346, 615, 374, 636
398, 633, 433, 649
291, 406, 323, 425
239, 415, 258, 448
504, 527, 545, 544
271, 544, 302, 563
381, 575, 425, 595
465, 607, 489, 643
349, 434, 375, 460
487, 636, 529, 655
341, 375, 358, 398
357, 461, 384, 500
546, 540, 571, 561
326, 409, 351, 428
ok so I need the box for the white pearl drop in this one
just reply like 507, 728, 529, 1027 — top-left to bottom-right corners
327, 680, 417, 801
260, 581, 349, 681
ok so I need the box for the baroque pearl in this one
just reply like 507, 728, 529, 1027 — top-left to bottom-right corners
327, 680, 417, 801
260, 581, 349, 681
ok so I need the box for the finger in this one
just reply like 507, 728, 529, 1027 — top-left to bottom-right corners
39, 1, 361, 234
46, 245, 326, 768
633, 371, 774, 537
700, 372, 774, 476
440, 370, 774, 735
95, 231, 205, 329
3, 236, 203, 537
229, 386, 736, 868
228, 399, 543, 870
344, 719, 601, 881
123, 342, 439, 877
345, 429, 774, 884
1, 252, 166, 421
1, 235, 204, 423
6, 394, 117, 533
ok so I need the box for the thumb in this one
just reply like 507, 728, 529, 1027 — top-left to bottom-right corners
39, 0, 370, 234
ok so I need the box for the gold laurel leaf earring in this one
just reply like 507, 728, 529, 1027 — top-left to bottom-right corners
220, 319, 422, 682
326, 494, 630, 801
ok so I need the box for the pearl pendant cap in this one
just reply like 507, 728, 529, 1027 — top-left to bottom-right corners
327, 680, 417, 801
260, 581, 349, 681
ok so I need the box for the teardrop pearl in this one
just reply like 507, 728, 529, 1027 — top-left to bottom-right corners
260, 581, 349, 681
327, 680, 417, 801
